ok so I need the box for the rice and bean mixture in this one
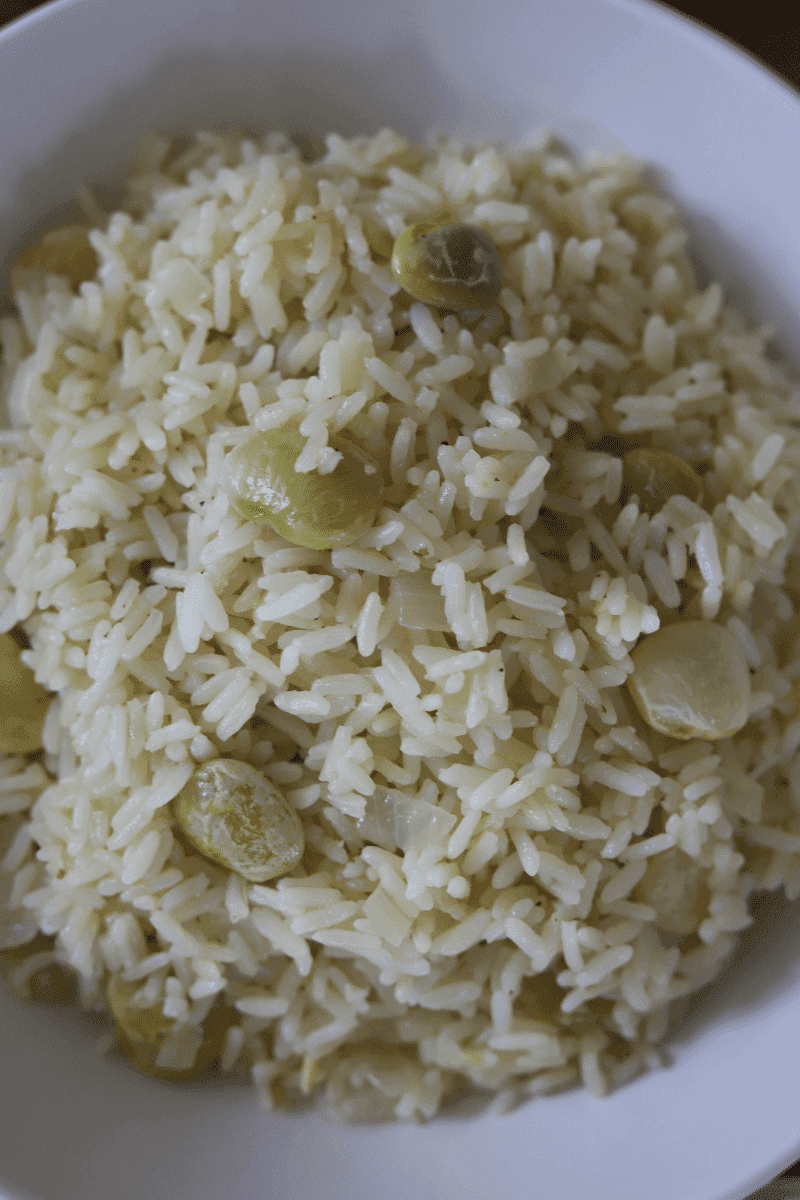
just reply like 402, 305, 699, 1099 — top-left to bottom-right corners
2, 128, 800, 1120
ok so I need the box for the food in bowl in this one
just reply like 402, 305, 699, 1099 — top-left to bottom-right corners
1, 127, 799, 1121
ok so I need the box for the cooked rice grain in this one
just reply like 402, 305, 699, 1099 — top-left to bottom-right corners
2, 128, 800, 1121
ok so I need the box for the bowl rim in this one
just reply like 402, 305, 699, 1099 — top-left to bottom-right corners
1, 3, 800, 1200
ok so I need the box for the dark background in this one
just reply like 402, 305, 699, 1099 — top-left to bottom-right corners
1, 0, 799, 1186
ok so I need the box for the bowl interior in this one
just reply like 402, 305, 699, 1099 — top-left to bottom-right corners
1, 2, 800, 1199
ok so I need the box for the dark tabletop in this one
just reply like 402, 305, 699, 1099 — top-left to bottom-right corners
1, 0, 799, 1187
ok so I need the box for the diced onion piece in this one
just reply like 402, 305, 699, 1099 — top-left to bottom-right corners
627, 620, 750, 740
356, 788, 457, 853
634, 847, 708, 936
391, 573, 450, 631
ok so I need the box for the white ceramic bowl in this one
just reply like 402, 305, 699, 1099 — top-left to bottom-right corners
1, 2, 800, 1199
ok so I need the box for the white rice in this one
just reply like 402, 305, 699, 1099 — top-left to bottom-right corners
2, 127, 800, 1122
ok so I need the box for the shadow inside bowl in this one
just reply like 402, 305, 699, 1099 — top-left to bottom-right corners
0, 37, 457, 287
667, 888, 800, 1049
679, 206, 800, 369
631, 163, 800, 369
